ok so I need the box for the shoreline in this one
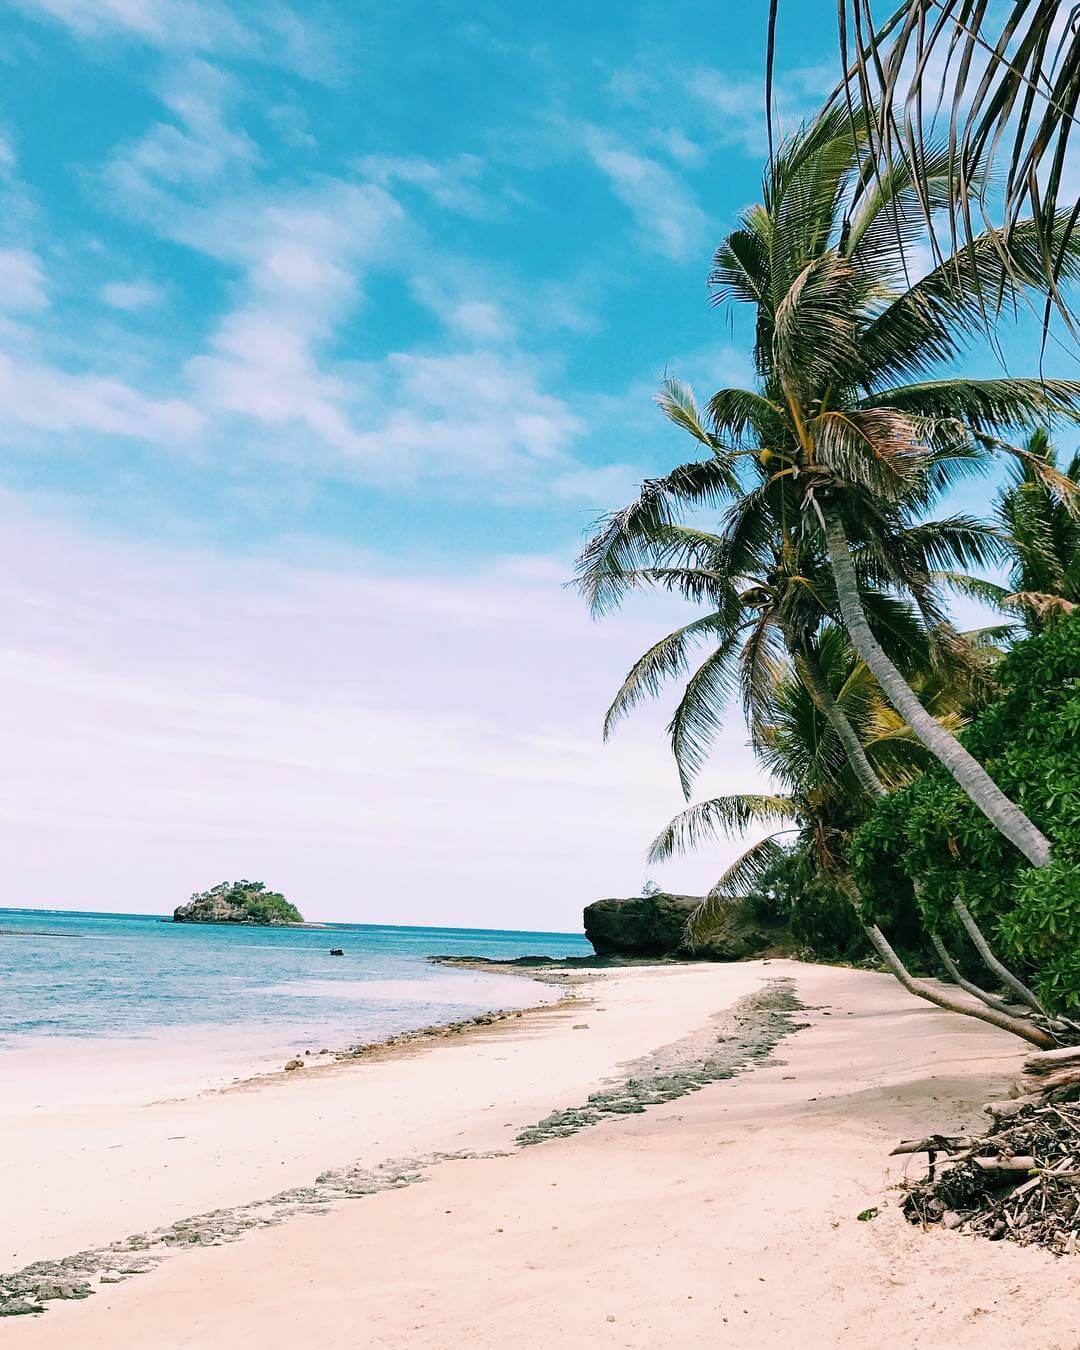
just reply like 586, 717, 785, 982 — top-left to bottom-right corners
0, 960, 757, 1275
5, 958, 1077, 1348
0, 976, 805, 1319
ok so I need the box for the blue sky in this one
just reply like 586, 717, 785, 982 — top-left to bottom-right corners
0, 0, 842, 560
0, 1, 1074, 927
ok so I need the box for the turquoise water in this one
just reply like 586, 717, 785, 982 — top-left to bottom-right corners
0, 909, 591, 1051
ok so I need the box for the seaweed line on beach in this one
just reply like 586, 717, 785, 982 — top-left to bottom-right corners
0, 1149, 507, 1318
515, 977, 807, 1146
0, 977, 806, 1319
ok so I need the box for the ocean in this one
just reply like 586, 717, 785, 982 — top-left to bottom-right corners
0, 909, 592, 1059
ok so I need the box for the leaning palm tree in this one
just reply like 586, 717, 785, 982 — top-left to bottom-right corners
766, 2, 1080, 324
578, 107, 1080, 869
946, 429, 1080, 635
648, 635, 1057, 1047
580, 379, 997, 801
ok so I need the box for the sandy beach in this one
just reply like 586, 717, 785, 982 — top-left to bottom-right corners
4, 959, 1079, 1349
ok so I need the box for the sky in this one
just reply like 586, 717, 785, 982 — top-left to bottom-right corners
0, 1, 1074, 929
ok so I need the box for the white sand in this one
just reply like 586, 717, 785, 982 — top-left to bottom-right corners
6, 959, 1080, 1349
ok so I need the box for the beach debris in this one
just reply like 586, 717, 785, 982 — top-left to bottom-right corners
896, 1094, 1080, 1255
1020, 1045, 1080, 1097
283, 1059, 304, 1071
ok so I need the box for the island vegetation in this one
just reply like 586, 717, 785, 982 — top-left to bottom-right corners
172, 880, 303, 927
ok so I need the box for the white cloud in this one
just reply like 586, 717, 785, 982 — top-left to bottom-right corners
12, 0, 247, 46
160, 177, 592, 493
0, 353, 201, 439
0, 248, 47, 312
356, 154, 493, 217
0, 498, 768, 926
411, 282, 514, 344
100, 279, 165, 310
361, 350, 582, 475
582, 126, 709, 262
106, 60, 258, 205
11, 0, 340, 80
182, 181, 402, 449
0, 130, 16, 176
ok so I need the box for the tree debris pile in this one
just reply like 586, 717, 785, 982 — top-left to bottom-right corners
897, 1053, 1080, 1255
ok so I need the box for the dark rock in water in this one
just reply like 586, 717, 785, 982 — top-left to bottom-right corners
329, 948, 344, 956
583, 892, 772, 961
172, 879, 303, 926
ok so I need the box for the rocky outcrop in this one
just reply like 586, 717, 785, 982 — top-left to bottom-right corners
583, 892, 773, 961
172, 880, 302, 926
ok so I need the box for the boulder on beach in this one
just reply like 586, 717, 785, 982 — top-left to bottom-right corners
172, 880, 303, 927
583, 892, 772, 961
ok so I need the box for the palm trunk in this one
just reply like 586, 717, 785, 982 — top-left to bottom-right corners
951, 898, 1048, 1016
930, 933, 1021, 1017
833, 875, 1053, 1047
864, 923, 1054, 1048
799, 634, 1048, 1023
798, 646, 886, 799
821, 503, 1053, 868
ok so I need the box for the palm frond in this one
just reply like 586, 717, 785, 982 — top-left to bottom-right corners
810, 4, 1080, 326
683, 835, 794, 945
667, 637, 745, 797
870, 378, 1080, 432
647, 796, 796, 864
603, 613, 741, 741
573, 458, 742, 615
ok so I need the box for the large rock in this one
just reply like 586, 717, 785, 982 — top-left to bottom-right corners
583, 892, 771, 961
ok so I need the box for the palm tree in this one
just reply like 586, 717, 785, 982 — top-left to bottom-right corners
578, 379, 996, 803
946, 429, 1080, 635
766, 2, 1079, 323
578, 108, 1080, 868
647, 634, 1056, 1047
580, 406, 1070, 1032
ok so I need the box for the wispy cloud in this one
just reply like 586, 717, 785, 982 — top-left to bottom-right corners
0, 248, 47, 312
0, 353, 200, 439
688, 62, 833, 154
99, 279, 165, 311
582, 125, 710, 262
11, 0, 342, 81
105, 60, 258, 207
356, 153, 495, 218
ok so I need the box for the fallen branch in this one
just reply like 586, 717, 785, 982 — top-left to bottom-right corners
897, 1100, 1080, 1255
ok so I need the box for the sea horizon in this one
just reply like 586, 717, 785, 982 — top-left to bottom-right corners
0, 903, 587, 939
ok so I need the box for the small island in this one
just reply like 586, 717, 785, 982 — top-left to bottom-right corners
172, 880, 303, 926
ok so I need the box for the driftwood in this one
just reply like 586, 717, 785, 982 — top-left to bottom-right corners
898, 1100, 1080, 1255
891, 1136, 972, 1156
1020, 1047, 1080, 1098
1024, 1046, 1080, 1075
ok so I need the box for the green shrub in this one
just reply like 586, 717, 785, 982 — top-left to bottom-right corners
852, 614, 1080, 1011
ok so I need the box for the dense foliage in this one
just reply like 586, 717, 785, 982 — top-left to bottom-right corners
187, 880, 303, 925
852, 615, 1080, 1011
